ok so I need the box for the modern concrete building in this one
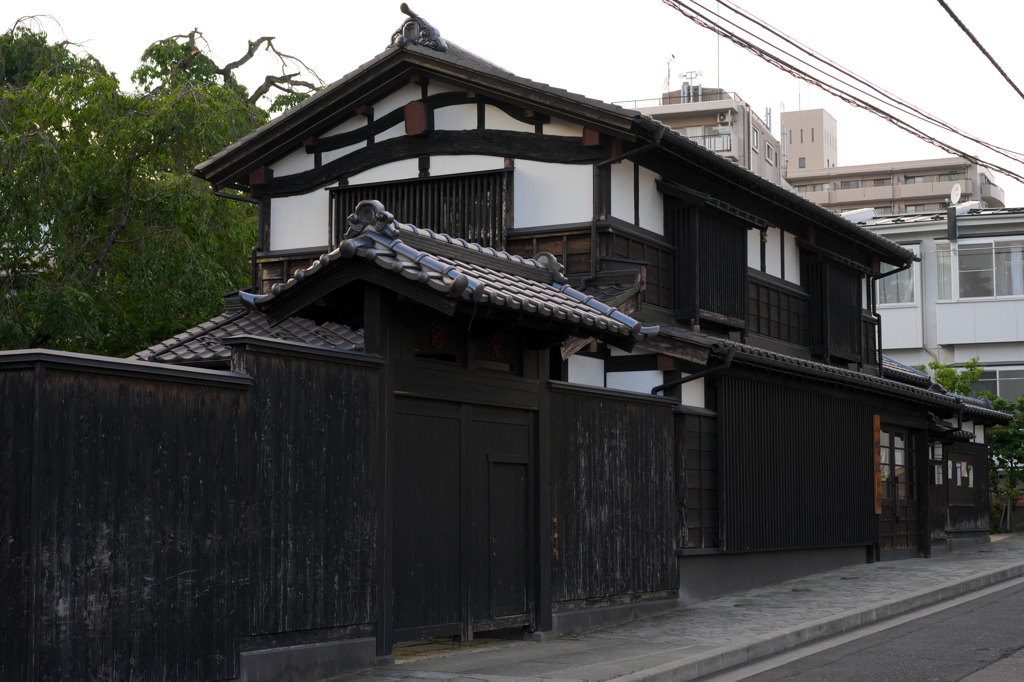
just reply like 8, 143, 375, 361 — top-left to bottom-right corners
789, 157, 1006, 215
782, 108, 837, 170
859, 203, 1024, 400
621, 86, 789, 187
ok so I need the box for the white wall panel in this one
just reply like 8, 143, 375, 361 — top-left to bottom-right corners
765, 227, 783, 278
784, 232, 801, 284
427, 82, 462, 96
747, 228, 760, 269
375, 122, 406, 143
268, 193, 329, 251
485, 106, 535, 133
435, 103, 477, 131
324, 116, 364, 137
606, 369, 662, 394
567, 354, 604, 388
679, 377, 705, 408
346, 158, 420, 185
322, 140, 367, 166
879, 306, 923, 349
270, 147, 314, 177
429, 156, 505, 175
543, 119, 584, 137
610, 161, 635, 226
514, 161, 591, 228
373, 83, 421, 117
637, 167, 663, 235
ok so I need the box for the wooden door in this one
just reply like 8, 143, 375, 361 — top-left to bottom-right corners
879, 427, 918, 551
392, 400, 533, 643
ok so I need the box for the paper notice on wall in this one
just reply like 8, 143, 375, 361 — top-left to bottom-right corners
948, 460, 953, 479
935, 465, 943, 485
956, 462, 962, 485
969, 465, 974, 488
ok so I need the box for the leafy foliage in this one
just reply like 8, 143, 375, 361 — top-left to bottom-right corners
919, 357, 985, 396
0, 20, 321, 356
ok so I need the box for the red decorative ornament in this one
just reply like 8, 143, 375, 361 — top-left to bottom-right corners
430, 325, 446, 350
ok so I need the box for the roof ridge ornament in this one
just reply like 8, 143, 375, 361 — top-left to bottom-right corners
345, 199, 399, 239
391, 3, 447, 52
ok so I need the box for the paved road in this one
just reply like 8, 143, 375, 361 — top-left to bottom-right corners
714, 578, 1024, 681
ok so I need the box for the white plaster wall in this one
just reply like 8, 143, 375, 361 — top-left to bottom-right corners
949, 343, 1024, 364
610, 161, 634, 226
373, 83, 421, 117
879, 306, 923, 349
485, 105, 535, 133
269, 193, 330, 251
937, 300, 1024, 345
637, 167, 663, 235
544, 119, 585, 137
784, 232, 801, 284
270, 147, 315, 177
765, 227, 783, 279
679, 377, 705, 408
514, 161, 592, 229
567, 354, 604, 387
606, 369, 662, 394
346, 158, 420, 185
429, 155, 506, 176
746, 228, 760, 269
324, 116, 365, 137
427, 82, 462, 96
375, 121, 406, 143
973, 422, 986, 445
322, 141, 367, 166
435, 103, 477, 132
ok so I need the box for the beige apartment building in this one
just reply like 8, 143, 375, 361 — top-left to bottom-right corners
787, 157, 1005, 215
622, 86, 789, 188
780, 109, 1004, 214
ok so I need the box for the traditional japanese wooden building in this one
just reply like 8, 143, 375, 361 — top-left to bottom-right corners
1, 7, 1009, 681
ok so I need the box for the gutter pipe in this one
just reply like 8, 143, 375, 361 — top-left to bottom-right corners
651, 343, 734, 396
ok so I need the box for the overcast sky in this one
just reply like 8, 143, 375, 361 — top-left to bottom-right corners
6, 0, 1023, 204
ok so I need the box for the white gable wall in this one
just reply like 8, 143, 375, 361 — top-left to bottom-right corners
268, 193, 330, 251
637, 167, 663, 236
514, 161, 592, 229
610, 162, 634, 226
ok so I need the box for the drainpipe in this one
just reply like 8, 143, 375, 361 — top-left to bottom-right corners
651, 343, 735, 396
588, 124, 667, 281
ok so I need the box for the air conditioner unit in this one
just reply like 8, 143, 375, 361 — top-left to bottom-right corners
717, 111, 731, 125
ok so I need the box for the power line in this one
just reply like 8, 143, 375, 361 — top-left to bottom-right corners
660, 0, 1024, 186
936, 0, 1024, 103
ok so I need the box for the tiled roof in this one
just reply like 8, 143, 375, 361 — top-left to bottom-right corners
242, 200, 655, 341
132, 305, 363, 366
881, 356, 933, 388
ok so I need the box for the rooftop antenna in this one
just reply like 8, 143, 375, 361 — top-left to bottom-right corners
665, 54, 676, 92
682, 70, 702, 87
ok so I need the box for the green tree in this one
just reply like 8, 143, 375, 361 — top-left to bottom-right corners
920, 357, 985, 396
0, 19, 321, 356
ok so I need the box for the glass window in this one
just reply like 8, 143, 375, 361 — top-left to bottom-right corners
873, 178, 893, 187
958, 242, 995, 298
972, 368, 1024, 401
904, 175, 925, 184
878, 260, 914, 304
936, 242, 952, 300
840, 180, 861, 189
994, 241, 1024, 296
798, 157, 806, 168
684, 125, 703, 138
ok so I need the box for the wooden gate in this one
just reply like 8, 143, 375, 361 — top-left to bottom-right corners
392, 399, 533, 642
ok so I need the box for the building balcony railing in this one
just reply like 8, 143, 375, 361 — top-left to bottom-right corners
614, 91, 739, 109
687, 133, 733, 153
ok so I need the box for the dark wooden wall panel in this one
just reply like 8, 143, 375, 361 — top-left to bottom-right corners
549, 386, 676, 603
0, 367, 36, 681
718, 374, 875, 552
2, 348, 380, 681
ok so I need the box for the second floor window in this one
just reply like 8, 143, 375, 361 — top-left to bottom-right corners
877, 251, 916, 305
936, 239, 1024, 300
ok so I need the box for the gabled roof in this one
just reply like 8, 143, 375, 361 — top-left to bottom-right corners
242, 200, 654, 342
132, 304, 363, 367
195, 6, 913, 267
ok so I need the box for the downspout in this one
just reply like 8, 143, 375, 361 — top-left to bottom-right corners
870, 258, 915, 372
212, 190, 263, 293
651, 343, 735, 396
589, 124, 667, 281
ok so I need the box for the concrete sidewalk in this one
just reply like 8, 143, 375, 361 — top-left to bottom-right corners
338, 534, 1024, 681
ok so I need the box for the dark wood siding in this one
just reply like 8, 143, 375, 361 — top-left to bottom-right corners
549, 384, 676, 603
2, 349, 380, 681
679, 411, 719, 549
718, 374, 875, 551
747, 272, 809, 347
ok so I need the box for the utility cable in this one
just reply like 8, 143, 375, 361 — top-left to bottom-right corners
936, 0, 1024, 103
661, 0, 1024, 185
